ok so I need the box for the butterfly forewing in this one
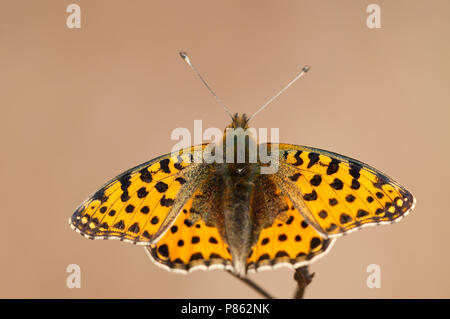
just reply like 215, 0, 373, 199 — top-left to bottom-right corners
272, 143, 415, 237
70, 145, 208, 244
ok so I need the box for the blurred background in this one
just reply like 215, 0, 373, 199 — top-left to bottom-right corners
1, 0, 449, 298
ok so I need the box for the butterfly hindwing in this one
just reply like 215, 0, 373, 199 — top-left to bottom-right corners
146, 195, 233, 272
247, 194, 335, 271
70, 145, 209, 244
271, 143, 415, 236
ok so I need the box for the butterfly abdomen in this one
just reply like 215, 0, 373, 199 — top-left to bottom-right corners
221, 163, 260, 275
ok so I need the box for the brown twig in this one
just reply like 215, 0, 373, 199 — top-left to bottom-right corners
293, 266, 314, 299
227, 270, 275, 299
227, 266, 314, 299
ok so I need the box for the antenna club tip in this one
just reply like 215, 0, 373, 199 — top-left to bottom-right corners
302, 65, 310, 72
179, 51, 192, 65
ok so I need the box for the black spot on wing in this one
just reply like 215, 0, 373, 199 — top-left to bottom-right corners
189, 252, 204, 262
293, 151, 303, 166
340, 213, 352, 224
160, 195, 174, 207
326, 158, 340, 175
357, 209, 369, 218
128, 222, 140, 233
92, 188, 108, 203
310, 175, 322, 186
351, 179, 360, 190
155, 181, 168, 193
326, 223, 337, 232
303, 190, 318, 201
349, 162, 362, 179
137, 187, 149, 198
330, 178, 344, 190
159, 159, 171, 174
286, 216, 294, 225
307, 152, 320, 169
318, 210, 328, 219
345, 194, 356, 203
139, 168, 153, 183
119, 174, 131, 191
142, 231, 151, 239
310, 237, 321, 249
158, 244, 169, 258
114, 220, 125, 230
210, 253, 223, 259
373, 174, 389, 189
175, 177, 186, 185
174, 162, 183, 170
120, 191, 130, 202
275, 251, 289, 258
99, 222, 109, 230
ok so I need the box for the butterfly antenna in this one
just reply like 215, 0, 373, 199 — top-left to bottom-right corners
248, 65, 310, 121
179, 51, 233, 119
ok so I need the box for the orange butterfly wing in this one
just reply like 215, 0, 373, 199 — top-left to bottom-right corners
247, 195, 335, 272
70, 145, 208, 244
270, 143, 415, 237
146, 195, 233, 273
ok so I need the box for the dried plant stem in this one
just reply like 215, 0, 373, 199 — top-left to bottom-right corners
227, 270, 274, 299
227, 266, 313, 299
293, 266, 314, 299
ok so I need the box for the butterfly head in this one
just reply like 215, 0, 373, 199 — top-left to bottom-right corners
228, 113, 250, 129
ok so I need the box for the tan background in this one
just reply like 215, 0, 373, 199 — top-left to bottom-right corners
1, 1, 449, 298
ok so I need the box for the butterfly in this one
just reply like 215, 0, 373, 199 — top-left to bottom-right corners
70, 53, 415, 277
70, 112, 415, 276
